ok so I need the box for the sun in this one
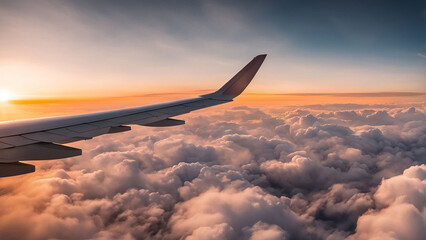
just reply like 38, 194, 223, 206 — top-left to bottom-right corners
0, 89, 15, 103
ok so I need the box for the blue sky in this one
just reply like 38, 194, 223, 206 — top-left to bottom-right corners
0, 0, 425, 97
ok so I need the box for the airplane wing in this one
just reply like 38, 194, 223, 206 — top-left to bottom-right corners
0, 54, 266, 177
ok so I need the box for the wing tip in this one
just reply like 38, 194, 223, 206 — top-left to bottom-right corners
202, 54, 267, 100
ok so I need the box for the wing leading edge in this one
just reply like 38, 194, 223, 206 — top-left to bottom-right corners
0, 54, 266, 177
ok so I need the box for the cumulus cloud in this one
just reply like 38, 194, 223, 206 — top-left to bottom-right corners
0, 104, 425, 239
350, 165, 426, 240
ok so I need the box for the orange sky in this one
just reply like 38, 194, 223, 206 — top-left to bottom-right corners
1, 92, 424, 122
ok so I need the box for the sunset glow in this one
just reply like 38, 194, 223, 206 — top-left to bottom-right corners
0, 89, 15, 103
0, 1, 425, 240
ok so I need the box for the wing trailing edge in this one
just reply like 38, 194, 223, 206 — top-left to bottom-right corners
0, 162, 35, 178
0, 54, 267, 177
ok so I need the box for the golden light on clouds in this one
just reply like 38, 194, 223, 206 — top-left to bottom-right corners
0, 91, 424, 122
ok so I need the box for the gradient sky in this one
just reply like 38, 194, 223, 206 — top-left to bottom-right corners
0, 0, 425, 99
1, 2, 426, 239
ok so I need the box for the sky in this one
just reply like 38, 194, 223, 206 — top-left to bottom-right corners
0, 0, 425, 99
0, 1, 426, 240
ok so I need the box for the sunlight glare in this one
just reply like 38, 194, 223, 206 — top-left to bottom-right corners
0, 90, 15, 103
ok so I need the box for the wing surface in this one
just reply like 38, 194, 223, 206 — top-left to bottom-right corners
0, 54, 266, 177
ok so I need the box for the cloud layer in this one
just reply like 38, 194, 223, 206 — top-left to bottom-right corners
0, 103, 425, 239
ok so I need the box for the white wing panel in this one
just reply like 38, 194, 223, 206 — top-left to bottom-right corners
76, 128, 110, 138
89, 120, 119, 128
22, 132, 68, 143
132, 116, 165, 125
67, 124, 100, 133
0, 54, 266, 169
0, 142, 13, 150
122, 112, 153, 122
47, 128, 82, 137
0, 136, 38, 147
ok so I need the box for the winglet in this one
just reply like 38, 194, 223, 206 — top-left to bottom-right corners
202, 54, 267, 100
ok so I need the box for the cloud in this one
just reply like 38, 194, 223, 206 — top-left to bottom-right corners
0, 103, 425, 239
243, 221, 288, 240
350, 165, 426, 240
167, 187, 302, 239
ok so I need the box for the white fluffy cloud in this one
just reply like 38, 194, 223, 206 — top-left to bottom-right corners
351, 165, 426, 240
0, 104, 425, 239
